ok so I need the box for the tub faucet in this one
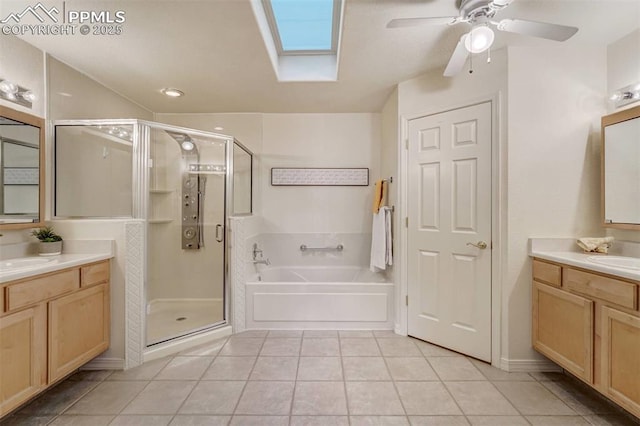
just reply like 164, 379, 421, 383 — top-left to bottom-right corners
252, 243, 270, 265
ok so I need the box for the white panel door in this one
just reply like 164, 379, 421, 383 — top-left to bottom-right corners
407, 102, 492, 361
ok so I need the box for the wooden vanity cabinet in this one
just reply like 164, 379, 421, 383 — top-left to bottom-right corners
0, 304, 47, 416
601, 306, 640, 416
532, 280, 594, 382
0, 260, 110, 417
532, 258, 640, 418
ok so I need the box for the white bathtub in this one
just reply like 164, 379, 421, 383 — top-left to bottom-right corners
245, 266, 394, 330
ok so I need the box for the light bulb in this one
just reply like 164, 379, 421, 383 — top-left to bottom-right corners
20, 90, 36, 102
181, 141, 195, 151
464, 26, 495, 54
0, 80, 18, 95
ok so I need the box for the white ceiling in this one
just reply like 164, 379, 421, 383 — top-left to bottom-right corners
8, 0, 640, 113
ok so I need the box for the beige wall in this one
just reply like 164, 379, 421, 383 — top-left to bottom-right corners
0, 36, 45, 118
606, 28, 640, 243
506, 46, 607, 361
159, 112, 383, 235
261, 113, 381, 234
47, 56, 152, 121
380, 88, 399, 326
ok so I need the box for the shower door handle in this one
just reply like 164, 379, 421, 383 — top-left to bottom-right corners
215, 224, 224, 242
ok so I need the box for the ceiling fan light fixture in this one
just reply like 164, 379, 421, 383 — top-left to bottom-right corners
464, 25, 495, 53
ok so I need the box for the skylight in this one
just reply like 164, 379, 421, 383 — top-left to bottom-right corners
264, 0, 339, 55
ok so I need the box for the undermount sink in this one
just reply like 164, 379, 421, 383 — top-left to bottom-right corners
0, 257, 55, 272
587, 256, 640, 271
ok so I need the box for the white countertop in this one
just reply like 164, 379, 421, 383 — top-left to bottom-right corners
0, 240, 114, 284
529, 238, 640, 282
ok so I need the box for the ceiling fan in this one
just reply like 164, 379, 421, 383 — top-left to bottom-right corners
387, 0, 578, 76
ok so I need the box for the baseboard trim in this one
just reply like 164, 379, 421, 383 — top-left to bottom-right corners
500, 357, 563, 373
81, 357, 125, 370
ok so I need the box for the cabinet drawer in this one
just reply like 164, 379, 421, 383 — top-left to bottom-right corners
6, 270, 79, 312
533, 259, 562, 287
564, 268, 637, 310
81, 261, 109, 288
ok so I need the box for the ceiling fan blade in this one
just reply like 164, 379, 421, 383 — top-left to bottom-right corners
386, 16, 457, 29
496, 18, 578, 41
491, 0, 514, 6
443, 35, 470, 77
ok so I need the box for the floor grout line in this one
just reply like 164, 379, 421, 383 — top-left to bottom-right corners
8, 332, 640, 426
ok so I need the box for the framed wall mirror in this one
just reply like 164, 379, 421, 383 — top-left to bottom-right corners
0, 106, 45, 230
601, 104, 640, 230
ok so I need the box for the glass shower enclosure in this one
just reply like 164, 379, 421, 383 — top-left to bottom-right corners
54, 119, 252, 347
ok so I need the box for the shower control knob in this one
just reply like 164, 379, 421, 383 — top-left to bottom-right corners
184, 228, 196, 239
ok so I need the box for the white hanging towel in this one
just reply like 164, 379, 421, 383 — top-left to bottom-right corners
370, 206, 393, 271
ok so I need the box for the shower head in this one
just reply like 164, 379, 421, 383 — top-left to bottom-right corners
166, 130, 198, 154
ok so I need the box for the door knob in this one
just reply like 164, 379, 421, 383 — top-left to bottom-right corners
466, 241, 488, 249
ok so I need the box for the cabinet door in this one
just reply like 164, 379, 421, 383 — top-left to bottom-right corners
532, 281, 594, 382
601, 306, 640, 418
49, 284, 110, 383
0, 304, 47, 416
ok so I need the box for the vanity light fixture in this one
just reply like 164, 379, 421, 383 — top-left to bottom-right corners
161, 88, 184, 98
0, 78, 36, 108
610, 82, 640, 108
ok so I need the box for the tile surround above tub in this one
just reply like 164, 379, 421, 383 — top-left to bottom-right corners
259, 233, 372, 267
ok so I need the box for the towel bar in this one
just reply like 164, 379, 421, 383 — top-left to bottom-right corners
300, 244, 344, 252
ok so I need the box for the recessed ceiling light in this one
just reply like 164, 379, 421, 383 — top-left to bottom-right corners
161, 88, 184, 98
214, 126, 224, 131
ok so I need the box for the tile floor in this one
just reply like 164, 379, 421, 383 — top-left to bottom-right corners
2, 330, 639, 426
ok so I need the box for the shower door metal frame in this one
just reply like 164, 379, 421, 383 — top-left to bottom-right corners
140, 120, 236, 346
51, 119, 248, 358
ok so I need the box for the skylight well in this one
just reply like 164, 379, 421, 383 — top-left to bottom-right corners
252, 0, 344, 82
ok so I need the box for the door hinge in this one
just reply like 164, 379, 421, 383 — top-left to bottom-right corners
405, 217, 408, 228
405, 295, 408, 306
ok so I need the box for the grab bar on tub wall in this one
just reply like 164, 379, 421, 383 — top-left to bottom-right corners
300, 244, 344, 252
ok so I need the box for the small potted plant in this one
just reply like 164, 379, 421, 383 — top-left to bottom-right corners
31, 226, 63, 256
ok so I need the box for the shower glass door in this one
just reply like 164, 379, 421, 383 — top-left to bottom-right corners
145, 125, 228, 346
